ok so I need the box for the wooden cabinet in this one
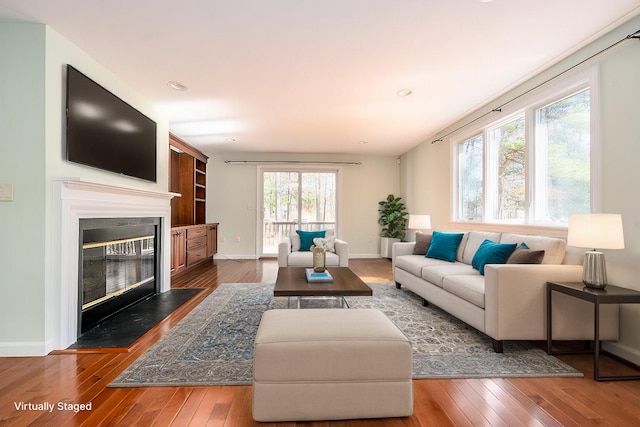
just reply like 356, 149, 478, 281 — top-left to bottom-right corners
170, 227, 187, 274
169, 133, 208, 226
186, 225, 207, 267
170, 223, 219, 275
206, 223, 218, 258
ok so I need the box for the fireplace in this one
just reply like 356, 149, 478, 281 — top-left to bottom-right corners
50, 179, 175, 354
79, 217, 161, 334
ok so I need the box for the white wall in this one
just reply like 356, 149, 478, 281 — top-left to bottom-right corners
400, 137, 451, 231
0, 23, 169, 355
205, 152, 401, 258
599, 28, 640, 357
401, 15, 640, 362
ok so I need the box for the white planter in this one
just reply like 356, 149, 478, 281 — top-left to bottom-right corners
380, 237, 400, 258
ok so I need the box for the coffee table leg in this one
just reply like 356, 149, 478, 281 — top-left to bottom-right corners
286, 297, 300, 309
342, 296, 350, 309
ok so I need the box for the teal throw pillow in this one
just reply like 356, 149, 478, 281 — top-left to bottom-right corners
296, 230, 326, 251
471, 239, 518, 275
425, 231, 464, 262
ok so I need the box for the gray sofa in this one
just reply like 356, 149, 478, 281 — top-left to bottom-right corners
392, 231, 619, 352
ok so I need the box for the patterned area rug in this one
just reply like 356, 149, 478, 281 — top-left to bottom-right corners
110, 282, 581, 387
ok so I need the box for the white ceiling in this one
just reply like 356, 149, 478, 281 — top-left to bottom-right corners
2, 1, 640, 156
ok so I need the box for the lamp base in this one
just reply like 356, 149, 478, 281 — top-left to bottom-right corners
582, 251, 608, 289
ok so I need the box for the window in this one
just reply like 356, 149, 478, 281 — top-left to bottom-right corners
454, 69, 596, 227
458, 135, 483, 221
261, 169, 338, 255
488, 115, 526, 222
534, 90, 591, 222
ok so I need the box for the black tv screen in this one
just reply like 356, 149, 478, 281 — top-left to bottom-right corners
66, 65, 157, 182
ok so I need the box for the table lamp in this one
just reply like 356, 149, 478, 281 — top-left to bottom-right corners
567, 213, 624, 289
407, 214, 431, 233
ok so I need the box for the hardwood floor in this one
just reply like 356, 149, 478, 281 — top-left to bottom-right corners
2, 258, 640, 426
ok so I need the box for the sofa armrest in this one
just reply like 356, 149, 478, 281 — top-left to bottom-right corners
392, 242, 415, 257
484, 264, 583, 340
391, 242, 415, 266
334, 239, 349, 267
278, 237, 292, 267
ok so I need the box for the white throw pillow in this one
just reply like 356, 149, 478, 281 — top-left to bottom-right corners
313, 237, 336, 252
289, 234, 301, 252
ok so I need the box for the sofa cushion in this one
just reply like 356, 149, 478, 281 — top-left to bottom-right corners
412, 232, 432, 255
443, 275, 486, 309
461, 231, 502, 264
421, 263, 478, 288
426, 231, 465, 262
296, 230, 326, 251
471, 240, 517, 275
289, 233, 301, 252
506, 243, 545, 264
287, 251, 340, 266
500, 233, 566, 264
455, 232, 470, 262
395, 255, 451, 277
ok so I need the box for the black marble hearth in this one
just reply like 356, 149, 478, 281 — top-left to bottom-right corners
69, 288, 202, 349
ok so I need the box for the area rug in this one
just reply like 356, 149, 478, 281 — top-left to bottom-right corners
109, 282, 581, 387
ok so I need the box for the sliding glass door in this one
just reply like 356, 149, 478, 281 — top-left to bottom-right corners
261, 169, 338, 256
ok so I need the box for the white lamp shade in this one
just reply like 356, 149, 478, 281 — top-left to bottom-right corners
408, 214, 431, 230
567, 214, 624, 249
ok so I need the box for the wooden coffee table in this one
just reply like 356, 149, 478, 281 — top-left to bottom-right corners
274, 267, 372, 308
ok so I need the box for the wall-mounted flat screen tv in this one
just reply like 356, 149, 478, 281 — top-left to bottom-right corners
66, 65, 157, 182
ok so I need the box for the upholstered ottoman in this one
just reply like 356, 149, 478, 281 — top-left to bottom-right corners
252, 308, 413, 422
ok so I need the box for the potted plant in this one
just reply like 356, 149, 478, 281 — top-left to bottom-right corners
378, 194, 408, 258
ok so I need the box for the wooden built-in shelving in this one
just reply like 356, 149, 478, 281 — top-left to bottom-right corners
169, 133, 209, 226
169, 133, 217, 275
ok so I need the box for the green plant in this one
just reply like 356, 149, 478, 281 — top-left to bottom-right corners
378, 194, 409, 240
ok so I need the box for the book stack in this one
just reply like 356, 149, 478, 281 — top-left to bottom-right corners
305, 268, 333, 283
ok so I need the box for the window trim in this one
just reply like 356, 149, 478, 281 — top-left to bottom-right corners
450, 65, 600, 232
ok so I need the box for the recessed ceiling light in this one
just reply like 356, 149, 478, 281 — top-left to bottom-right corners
397, 89, 412, 97
358, 140, 368, 145
167, 81, 188, 91
225, 137, 236, 142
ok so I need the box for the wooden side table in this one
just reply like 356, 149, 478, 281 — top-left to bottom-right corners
546, 281, 640, 381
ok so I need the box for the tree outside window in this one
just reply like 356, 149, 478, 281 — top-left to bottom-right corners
535, 89, 591, 222
489, 116, 525, 222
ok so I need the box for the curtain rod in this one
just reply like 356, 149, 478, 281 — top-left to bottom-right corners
431, 28, 640, 144
224, 160, 362, 165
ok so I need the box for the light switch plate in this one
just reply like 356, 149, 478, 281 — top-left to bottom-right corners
0, 183, 14, 201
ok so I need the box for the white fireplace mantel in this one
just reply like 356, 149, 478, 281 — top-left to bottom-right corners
59, 178, 180, 201
50, 178, 177, 352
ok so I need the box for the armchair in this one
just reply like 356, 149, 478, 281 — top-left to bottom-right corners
278, 234, 349, 267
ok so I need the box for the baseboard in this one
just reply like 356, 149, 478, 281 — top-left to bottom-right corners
349, 254, 384, 259
213, 254, 259, 260
212, 254, 385, 260
0, 341, 49, 357
602, 341, 640, 366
